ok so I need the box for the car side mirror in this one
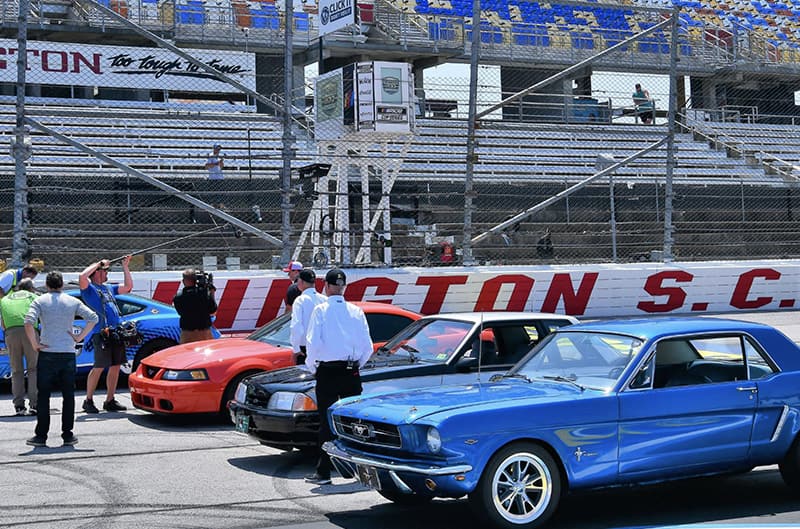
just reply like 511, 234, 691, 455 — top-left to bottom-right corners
456, 356, 479, 372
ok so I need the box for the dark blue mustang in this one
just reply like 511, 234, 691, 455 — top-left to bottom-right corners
325, 317, 800, 529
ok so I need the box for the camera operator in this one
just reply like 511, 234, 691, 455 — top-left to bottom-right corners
173, 268, 218, 344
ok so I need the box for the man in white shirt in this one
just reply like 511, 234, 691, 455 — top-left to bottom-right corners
304, 268, 373, 485
289, 268, 326, 366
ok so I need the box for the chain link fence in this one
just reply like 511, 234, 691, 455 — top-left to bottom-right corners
4, 0, 800, 271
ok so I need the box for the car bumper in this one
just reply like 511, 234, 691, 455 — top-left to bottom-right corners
323, 441, 474, 497
129, 374, 221, 414
228, 401, 319, 448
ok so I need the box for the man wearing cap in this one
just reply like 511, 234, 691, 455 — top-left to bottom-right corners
79, 256, 133, 414
289, 268, 326, 365
303, 268, 373, 485
0, 265, 38, 299
205, 144, 224, 180
283, 260, 303, 313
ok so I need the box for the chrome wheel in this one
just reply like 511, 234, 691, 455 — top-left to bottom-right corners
491, 452, 553, 525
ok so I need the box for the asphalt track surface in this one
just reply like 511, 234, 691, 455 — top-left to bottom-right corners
2, 311, 800, 529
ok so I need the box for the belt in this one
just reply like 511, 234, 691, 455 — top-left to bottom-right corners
318, 360, 356, 368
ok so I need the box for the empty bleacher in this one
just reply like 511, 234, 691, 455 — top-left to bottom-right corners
4, 95, 796, 266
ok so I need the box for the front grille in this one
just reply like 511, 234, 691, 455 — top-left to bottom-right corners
334, 416, 401, 448
144, 366, 159, 379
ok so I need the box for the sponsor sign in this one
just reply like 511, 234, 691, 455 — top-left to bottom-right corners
376, 105, 408, 122
356, 62, 375, 130
318, 0, 355, 36
315, 71, 342, 121
379, 66, 402, 104
66, 260, 800, 332
0, 39, 255, 92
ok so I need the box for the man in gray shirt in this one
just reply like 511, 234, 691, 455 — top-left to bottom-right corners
24, 271, 98, 447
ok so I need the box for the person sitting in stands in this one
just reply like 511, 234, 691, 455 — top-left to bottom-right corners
632, 84, 654, 124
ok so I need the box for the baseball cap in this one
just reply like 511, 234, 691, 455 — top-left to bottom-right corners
213, 144, 222, 150
325, 268, 346, 286
283, 260, 303, 272
97, 261, 110, 270
298, 268, 316, 283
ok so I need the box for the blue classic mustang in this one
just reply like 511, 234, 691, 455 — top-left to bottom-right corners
0, 289, 220, 379
325, 317, 800, 529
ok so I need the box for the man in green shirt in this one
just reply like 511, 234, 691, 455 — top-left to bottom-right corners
0, 278, 39, 415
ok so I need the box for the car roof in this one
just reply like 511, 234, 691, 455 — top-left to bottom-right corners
419, 312, 579, 324
353, 301, 420, 319
562, 317, 774, 342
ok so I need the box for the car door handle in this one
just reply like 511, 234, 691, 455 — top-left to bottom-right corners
736, 386, 757, 392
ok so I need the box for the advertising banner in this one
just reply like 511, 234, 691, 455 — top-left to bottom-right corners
72, 260, 800, 332
318, 0, 356, 36
0, 39, 255, 92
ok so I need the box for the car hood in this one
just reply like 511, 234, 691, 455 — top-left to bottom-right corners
143, 338, 286, 368
245, 354, 426, 389
335, 380, 587, 424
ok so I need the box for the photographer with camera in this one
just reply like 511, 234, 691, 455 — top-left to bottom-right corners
79, 256, 133, 414
173, 268, 218, 344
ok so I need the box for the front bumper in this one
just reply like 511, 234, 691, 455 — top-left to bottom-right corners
129, 374, 221, 414
228, 400, 319, 448
323, 441, 474, 497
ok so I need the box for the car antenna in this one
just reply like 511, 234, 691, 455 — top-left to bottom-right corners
477, 312, 484, 383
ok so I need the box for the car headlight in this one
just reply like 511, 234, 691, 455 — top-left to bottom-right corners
234, 382, 248, 403
161, 369, 209, 381
426, 427, 442, 453
267, 391, 317, 411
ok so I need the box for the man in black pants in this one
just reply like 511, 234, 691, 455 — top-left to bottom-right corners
303, 269, 374, 485
24, 272, 98, 447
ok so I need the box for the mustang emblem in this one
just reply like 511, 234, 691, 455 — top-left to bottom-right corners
351, 422, 372, 438
573, 446, 597, 462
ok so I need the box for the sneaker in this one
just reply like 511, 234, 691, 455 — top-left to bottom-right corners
102, 399, 127, 412
26, 408, 37, 416
82, 399, 99, 414
304, 473, 332, 485
62, 434, 78, 446
26, 436, 46, 447
14, 406, 26, 416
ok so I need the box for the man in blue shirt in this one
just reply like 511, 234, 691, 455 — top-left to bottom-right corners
79, 255, 133, 414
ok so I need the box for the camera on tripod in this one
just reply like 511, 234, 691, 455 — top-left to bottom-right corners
195, 270, 214, 291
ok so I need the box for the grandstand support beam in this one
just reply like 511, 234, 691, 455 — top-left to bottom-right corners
476, 16, 673, 120
281, 0, 296, 265
24, 118, 282, 247
471, 138, 668, 246
663, 5, 681, 264
11, 0, 31, 268
83, 0, 310, 133
462, 0, 482, 267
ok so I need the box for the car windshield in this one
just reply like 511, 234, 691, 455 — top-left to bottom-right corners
376, 318, 473, 364
247, 313, 292, 347
513, 331, 643, 391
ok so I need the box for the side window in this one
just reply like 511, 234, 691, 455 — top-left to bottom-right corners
365, 313, 416, 343
744, 337, 777, 380
117, 300, 144, 317
657, 335, 758, 387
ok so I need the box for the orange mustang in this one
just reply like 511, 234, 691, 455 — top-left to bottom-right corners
128, 302, 420, 417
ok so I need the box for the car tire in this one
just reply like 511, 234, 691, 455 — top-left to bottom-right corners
131, 338, 177, 373
377, 489, 432, 506
221, 371, 262, 418
780, 435, 800, 489
469, 442, 562, 529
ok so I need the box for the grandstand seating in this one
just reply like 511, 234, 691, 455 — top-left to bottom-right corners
4, 97, 796, 266
4, 0, 794, 64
